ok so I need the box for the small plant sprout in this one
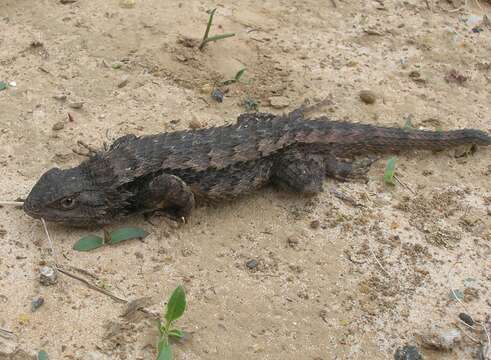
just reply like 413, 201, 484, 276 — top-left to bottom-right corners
156, 285, 187, 360
384, 157, 397, 185
222, 68, 246, 85
199, 8, 235, 50
73, 227, 148, 252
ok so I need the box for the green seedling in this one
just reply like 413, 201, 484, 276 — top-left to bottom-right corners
199, 8, 235, 50
403, 118, 413, 130
384, 157, 397, 185
156, 285, 187, 360
37, 350, 49, 360
243, 97, 259, 111
73, 227, 148, 251
0, 81, 8, 91
222, 68, 246, 85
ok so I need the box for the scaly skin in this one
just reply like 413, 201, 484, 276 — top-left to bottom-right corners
23, 109, 491, 226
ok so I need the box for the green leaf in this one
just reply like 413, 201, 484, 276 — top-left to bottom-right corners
244, 97, 258, 111
384, 157, 397, 185
73, 235, 104, 252
168, 329, 184, 339
449, 289, 464, 301
403, 118, 413, 129
37, 350, 49, 360
234, 68, 246, 81
157, 342, 172, 360
222, 68, 246, 86
109, 227, 148, 244
204, 33, 236, 44
0, 81, 8, 91
165, 285, 186, 323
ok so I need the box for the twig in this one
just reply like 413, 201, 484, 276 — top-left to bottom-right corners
369, 245, 391, 276
40, 219, 125, 303
394, 175, 416, 195
455, 323, 480, 344
77, 140, 98, 154
41, 218, 58, 263
474, 0, 483, 11
0, 327, 15, 338
425, 0, 431, 10
0, 201, 24, 206
72, 148, 91, 157
330, 0, 337, 8
56, 266, 127, 303
483, 322, 491, 358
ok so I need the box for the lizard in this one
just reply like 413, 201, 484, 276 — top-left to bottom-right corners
23, 107, 491, 227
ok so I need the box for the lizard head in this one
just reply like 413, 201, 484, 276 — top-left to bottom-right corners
24, 166, 112, 226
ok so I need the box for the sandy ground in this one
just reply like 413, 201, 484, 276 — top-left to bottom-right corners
1, 0, 491, 359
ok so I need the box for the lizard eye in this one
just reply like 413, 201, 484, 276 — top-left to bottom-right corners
60, 197, 77, 210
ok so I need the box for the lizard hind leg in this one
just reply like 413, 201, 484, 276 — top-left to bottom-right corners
142, 173, 195, 222
272, 148, 326, 195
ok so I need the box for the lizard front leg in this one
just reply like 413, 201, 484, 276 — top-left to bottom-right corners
142, 173, 195, 222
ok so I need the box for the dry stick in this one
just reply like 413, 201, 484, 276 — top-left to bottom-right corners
393, 175, 416, 195
41, 219, 127, 304
369, 245, 391, 276
455, 323, 480, 344
0, 327, 15, 337
447, 256, 491, 352
483, 323, 491, 358
56, 266, 127, 303
77, 140, 98, 154
330, 0, 337, 8
41, 218, 57, 261
0, 201, 24, 206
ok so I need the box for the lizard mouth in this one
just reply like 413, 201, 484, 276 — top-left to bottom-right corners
23, 198, 42, 219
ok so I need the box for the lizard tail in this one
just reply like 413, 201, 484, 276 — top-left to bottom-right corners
359, 127, 491, 152
297, 119, 491, 154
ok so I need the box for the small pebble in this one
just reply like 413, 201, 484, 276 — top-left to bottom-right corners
31, 296, 45, 312
310, 220, 320, 229
359, 90, 376, 104
458, 312, 474, 326
189, 118, 202, 129
200, 84, 213, 95
246, 259, 258, 269
39, 266, 58, 286
68, 102, 84, 109
287, 235, 300, 248
269, 96, 290, 109
52, 122, 65, 131
117, 76, 129, 88
211, 88, 224, 103
394, 345, 422, 360
53, 94, 67, 101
